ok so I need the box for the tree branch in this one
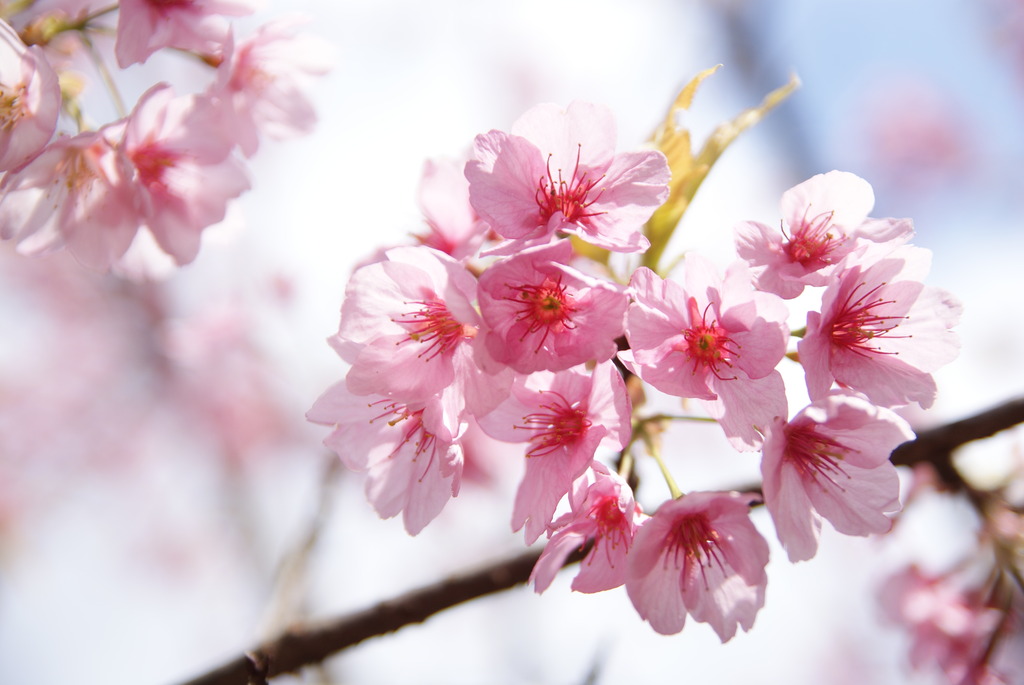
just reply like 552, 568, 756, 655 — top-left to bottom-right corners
178, 545, 586, 685
176, 395, 1024, 685
890, 395, 1024, 478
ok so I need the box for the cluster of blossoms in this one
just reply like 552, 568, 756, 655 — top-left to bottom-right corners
880, 563, 1021, 685
0, 1, 330, 272
308, 97, 967, 645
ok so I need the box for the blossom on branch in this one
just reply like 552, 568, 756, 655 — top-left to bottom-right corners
531, 463, 640, 594
760, 392, 913, 562
122, 84, 250, 265
333, 245, 511, 415
477, 361, 631, 543
465, 101, 670, 254
799, 241, 962, 408
621, 256, 789, 450
625, 491, 769, 640
0, 125, 138, 269
209, 17, 333, 158
307, 382, 465, 535
734, 170, 914, 299
115, 0, 260, 67
0, 19, 60, 172
477, 240, 628, 373
880, 565, 1009, 685
414, 156, 488, 260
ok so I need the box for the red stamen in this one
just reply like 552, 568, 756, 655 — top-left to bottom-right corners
665, 513, 725, 590
516, 390, 591, 456
393, 297, 473, 360
366, 399, 438, 481
505, 274, 578, 351
535, 144, 606, 225
784, 424, 854, 490
680, 297, 740, 380
829, 281, 907, 357
783, 209, 842, 266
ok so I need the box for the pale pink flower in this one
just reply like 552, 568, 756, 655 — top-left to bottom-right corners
333, 245, 511, 415
735, 171, 914, 299
122, 84, 250, 265
477, 241, 628, 373
531, 463, 640, 594
0, 19, 60, 171
162, 302, 294, 466
880, 565, 1005, 685
115, 0, 260, 67
477, 361, 631, 543
307, 382, 465, 535
625, 491, 769, 640
760, 393, 913, 562
465, 101, 669, 254
0, 125, 139, 269
799, 242, 962, 408
621, 257, 789, 450
209, 17, 333, 158
414, 156, 488, 260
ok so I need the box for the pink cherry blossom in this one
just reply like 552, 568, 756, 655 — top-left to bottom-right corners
0, 125, 139, 269
799, 241, 962, 408
477, 241, 628, 373
625, 491, 769, 640
477, 361, 631, 543
414, 156, 488, 260
122, 84, 250, 265
307, 382, 465, 535
209, 17, 333, 158
880, 565, 1006, 685
333, 245, 511, 415
0, 19, 60, 172
115, 0, 260, 67
734, 171, 914, 299
531, 463, 640, 594
621, 256, 789, 450
760, 392, 913, 562
465, 101, 669, 253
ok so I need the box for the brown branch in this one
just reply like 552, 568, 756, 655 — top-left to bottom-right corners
178, 545, 586, 685
891, 395, 1024, 487
176, 395, 1024, 685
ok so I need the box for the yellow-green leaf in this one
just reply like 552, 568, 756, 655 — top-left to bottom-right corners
643, 70, 801, 274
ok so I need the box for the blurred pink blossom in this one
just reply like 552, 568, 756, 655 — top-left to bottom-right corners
209, 17, 333, 158
0, 125, 138, 269
414, 156, 488, 260
0, 18, 60, 171
122, 84, 250, 265
115, 0, 260, 67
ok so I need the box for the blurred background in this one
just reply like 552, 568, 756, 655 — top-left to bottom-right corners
1, 1, 1023, 683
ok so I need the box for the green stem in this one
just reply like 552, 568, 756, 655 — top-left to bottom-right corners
642, 431, 682, 499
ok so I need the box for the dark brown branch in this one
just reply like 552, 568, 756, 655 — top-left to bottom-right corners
177, 396, 1024, 685
178, 545, 586, 685
891, 395, 1024, 487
